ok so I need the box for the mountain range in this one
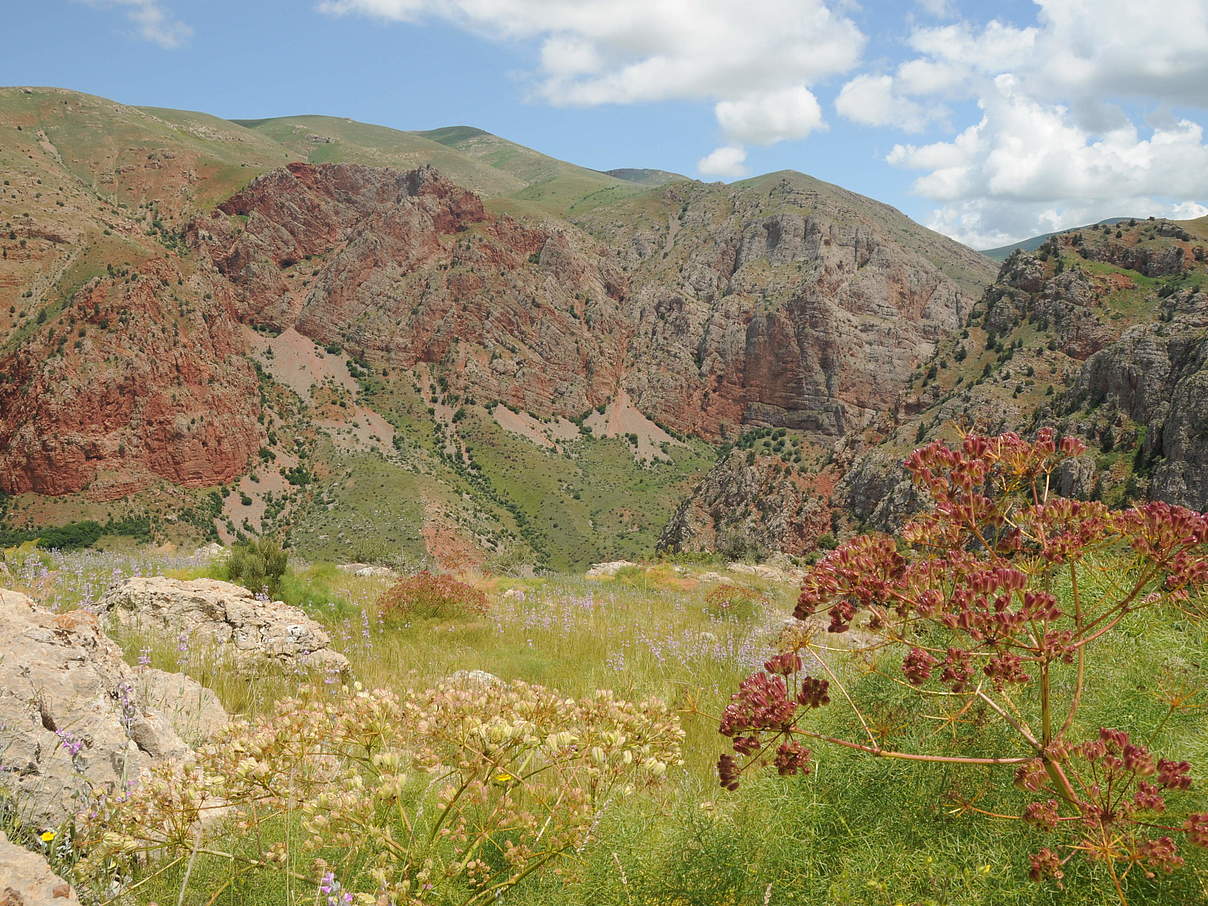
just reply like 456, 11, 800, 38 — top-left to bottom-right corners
2, 86, 1204, 568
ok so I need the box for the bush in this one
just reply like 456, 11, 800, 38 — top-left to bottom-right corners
377, 571, 488, 621
716, 429, 1208, 903
225, 537, 288, 596
703, 584, 767, 622
83, 681, 682, 905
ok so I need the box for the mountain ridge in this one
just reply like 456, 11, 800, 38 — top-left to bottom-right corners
15, 84, 1161, 570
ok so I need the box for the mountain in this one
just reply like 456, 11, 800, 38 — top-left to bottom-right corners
979, 218, 1132, 261
604, 168, 689, 187
1, 86, 999, 567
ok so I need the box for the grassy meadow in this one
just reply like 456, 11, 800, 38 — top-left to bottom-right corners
4, 545, 1208, 906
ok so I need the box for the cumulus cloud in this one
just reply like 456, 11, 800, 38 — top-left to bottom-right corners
835, 74, 938, 133
697, 146, 748, 181
841, 0, 1208, 245
83, 0, 192, 48
319, 0, 865, 175
887, 76, 1208, 247
715, 86, 824, 146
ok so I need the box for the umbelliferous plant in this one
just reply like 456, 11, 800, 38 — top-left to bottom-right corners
717, 430, 1207, 904
83, 680, 682, 905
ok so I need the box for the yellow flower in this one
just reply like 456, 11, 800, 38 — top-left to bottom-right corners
40, 830, 56, 843
491, 772, 518, 787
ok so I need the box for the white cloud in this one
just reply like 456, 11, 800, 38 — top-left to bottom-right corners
888, 76, 1208, 246
915, 0, 956, 17
835, 74, 937, 132
84, 0, 192, 48
697, 146, 748, 180
842, 0, 1208, 245
320, 0, 864, 150
715, 86, 824, 146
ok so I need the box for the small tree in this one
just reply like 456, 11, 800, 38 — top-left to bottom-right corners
225, 537, 288, 596
716, 429, 1207, 904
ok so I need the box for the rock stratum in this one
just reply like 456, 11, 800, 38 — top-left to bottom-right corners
1, 86, 1203, 564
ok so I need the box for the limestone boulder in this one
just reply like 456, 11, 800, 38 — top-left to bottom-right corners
97, 577, 349, 676
0, 830, 80, 905
0, 589, 222, 829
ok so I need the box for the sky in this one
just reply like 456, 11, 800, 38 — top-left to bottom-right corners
6, 0, 1208, 248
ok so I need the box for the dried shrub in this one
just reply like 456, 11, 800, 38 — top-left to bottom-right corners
82, 680, 683, 905
716, 429, 1208, 904
703, 584, 767, 622
377, 571, 488, 622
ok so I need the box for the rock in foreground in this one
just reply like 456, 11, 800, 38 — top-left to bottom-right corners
0, 830, 80, 905
0, 589, 219, 828
98, 577, 349, 676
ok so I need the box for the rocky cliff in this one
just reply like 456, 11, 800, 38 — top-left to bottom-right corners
825, 216, 1208, 532
0, 86, 1005, 565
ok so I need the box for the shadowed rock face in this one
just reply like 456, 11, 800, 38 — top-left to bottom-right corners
657, 450, 834, 558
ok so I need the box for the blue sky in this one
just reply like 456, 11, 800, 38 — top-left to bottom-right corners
6, 0, 1208, 247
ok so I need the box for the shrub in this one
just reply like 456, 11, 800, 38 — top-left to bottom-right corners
703, 584, 767, 622
225, 537, 288, 596
82, 680, 682, 905
378, 571, 488, 621
715, 429, 1208, 904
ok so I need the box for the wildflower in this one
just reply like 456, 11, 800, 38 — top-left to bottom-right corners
1027, 848, 1064, 882
772, 742, 811, 777
491, 772, 519, 787
39, 830, 56, 844
902, 647, 936, 685
717, 754, 740, 791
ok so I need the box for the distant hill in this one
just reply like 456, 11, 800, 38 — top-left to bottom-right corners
604, 168, 689, 187
1, 85, 998, 568
980, 218, 1132, 261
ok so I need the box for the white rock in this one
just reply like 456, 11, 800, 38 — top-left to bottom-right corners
98, 577, 349, 676
501, 588, 526, 601
0, 589, 221, 829
585, 560, 637, 578
446, 670, 502, 687
0, 829, 81, 905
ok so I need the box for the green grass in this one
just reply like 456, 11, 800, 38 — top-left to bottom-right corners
10, 549, 1208, 905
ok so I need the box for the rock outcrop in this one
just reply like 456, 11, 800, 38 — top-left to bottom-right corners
0, 588, 222, 828
658, 451, 833, 557
98, 577, 349, 676
0, 830, 80, 905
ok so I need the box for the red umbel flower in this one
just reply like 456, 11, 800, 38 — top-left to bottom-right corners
902, 647, 937, 685
763, 652, 802, 676
1132, 782, 1166, 813
939, 647, 973, 692
719, 673, 796, 738
1138, 837, 1184, 875
797, 676, 830, 709
773, 741, 812, 777
1028, 847, 1065, 882
1184, 813, 1208, 848
1023, 799, 1061, 831
717, 754, 740, 791
1157, 759, 1193, 791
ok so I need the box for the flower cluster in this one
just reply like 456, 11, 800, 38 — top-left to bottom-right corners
82, 679, 682, 905
1015, 727, 1208, 882
718, 429, 1208, 895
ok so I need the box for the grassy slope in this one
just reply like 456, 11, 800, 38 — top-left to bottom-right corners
17, 548, 1208, 906
419, 124, 651, 215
